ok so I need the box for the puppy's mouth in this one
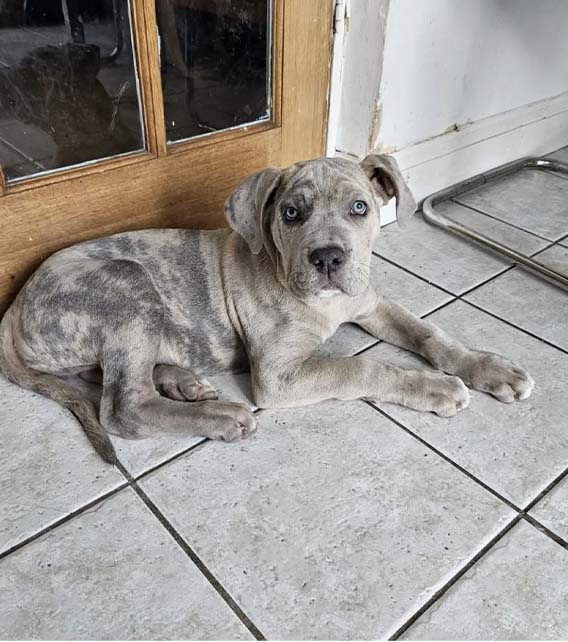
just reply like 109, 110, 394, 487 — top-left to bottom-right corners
289, 269, 362, 299
317, 274, 345, 295
317, 287, 342, 298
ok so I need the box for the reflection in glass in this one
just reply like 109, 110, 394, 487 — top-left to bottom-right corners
157, 0, 271, 142
0, 0, 144, 182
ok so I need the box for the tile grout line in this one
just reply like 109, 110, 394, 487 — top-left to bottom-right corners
116, 461, 266, 641
133, 437, 210, 482
0, 481, 130, 561
450, 266, 516, 299
523, 466, 568, 512
527, 241, 562, 257
387, 514, 523, 640
522, 513, 568, 551
461, 299, 568, 356
417, 297, 461, 318
452, 224, 565, 296
372, 251, 457, 297
352, 339, 380, 357
518, 466, 568, 549
449, 198, 556, 243
365, 401, 522, 512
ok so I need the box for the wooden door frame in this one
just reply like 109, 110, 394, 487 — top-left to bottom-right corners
0, 0, 334, 311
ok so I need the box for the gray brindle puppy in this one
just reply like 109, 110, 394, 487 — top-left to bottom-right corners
0, 155, 534, 463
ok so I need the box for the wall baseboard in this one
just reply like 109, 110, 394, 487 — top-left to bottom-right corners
365, 91, 568, 225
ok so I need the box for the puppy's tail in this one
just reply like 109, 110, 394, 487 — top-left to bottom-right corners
0, 307, 117, 464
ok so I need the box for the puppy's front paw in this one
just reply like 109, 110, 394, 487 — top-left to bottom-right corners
421, 372, 471, 417
205, 403, 258, 441
396, 371, 470, 417
463, 351, 534, 403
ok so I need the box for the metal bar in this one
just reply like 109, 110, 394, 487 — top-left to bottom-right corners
103, 0, 124, 64
422, 157, 568, 291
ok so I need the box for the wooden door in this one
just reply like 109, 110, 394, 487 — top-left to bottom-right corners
0, 0, 334, 311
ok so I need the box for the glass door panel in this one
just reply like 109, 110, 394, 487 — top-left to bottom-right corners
156, 0, 272, 143
0, 0, 145, 182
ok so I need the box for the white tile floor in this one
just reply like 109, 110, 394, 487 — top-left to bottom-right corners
1, 152, 568, 640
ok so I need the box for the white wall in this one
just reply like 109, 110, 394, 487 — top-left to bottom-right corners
377, 0, 568, 151
333, 0, 568, 213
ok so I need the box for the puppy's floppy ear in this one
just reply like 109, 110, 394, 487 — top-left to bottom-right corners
360, 154, 416, 226
224, 168, 282, 254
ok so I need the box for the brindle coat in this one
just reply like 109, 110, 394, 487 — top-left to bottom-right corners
0, 155, 534, 463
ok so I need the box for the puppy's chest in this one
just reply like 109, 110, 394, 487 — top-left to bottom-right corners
311, 300, 355, 343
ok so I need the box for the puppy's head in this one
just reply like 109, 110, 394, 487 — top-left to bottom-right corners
225, 154, 415, 301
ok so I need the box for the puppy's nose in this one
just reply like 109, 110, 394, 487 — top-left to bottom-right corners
309, 246, 345, 273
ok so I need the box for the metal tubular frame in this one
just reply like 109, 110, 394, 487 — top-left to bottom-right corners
422, 157, 568, 291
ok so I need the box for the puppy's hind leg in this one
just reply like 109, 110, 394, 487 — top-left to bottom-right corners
94, 259, 256, 442
79, 364, 218, 401
99, 332, 256, 442
153, 365, 218, 401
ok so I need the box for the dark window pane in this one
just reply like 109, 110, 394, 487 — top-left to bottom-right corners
0, 0, 145, 182
157, 0, 271, 142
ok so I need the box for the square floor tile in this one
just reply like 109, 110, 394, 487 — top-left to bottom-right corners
455, 168, 568, 241
140, 400, 514, 639
373, 200, 546, 294
530, 478, 568, 542
364, 300, 568, 506
0, 376, 124, 554
0, 487, 253, 640
401, 521, 568, 640
465, 244, 568, 351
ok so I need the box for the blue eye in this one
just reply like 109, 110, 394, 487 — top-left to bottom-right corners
284, 206, 299, 222
351, 200, 367, 216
